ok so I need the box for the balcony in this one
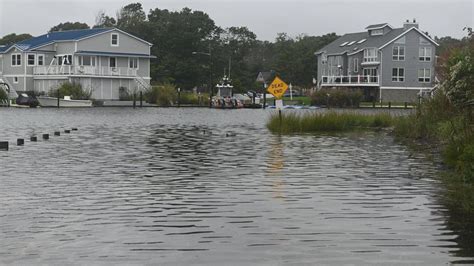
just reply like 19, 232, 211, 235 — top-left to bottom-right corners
321, 75, 379, 87
33, 66, 138, 77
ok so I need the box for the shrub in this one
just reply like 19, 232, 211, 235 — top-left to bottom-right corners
311, 88, 363, 108
0, 87, 8, 101
49, 82, 92, 100
144, 83, 177, 106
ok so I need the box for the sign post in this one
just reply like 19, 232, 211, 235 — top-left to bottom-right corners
267, 76, 289, 131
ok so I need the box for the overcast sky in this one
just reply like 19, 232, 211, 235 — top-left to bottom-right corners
0, 0, 472, 41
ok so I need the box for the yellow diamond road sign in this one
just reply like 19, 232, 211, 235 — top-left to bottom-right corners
267, 76, 288, 99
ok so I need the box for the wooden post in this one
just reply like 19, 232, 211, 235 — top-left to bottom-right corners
140, 91, 143, 108
57, 89, 60, 108
133, 93, 136, 109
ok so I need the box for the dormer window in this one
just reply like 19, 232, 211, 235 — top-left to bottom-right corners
371, 29, 383, 36
111, 33, 119, 46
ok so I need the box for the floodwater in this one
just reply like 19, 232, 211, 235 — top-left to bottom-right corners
0, 108, 472, 265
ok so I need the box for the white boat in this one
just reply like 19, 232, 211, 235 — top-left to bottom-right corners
37, 96, 92, 107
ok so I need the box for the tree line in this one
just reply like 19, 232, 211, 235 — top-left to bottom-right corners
0, 3, 467, 93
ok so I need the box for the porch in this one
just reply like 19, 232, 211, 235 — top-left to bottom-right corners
33, 66, 138, 77
321, 75, 380, 87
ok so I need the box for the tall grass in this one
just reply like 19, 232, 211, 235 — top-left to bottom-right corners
267, 111, 393, 134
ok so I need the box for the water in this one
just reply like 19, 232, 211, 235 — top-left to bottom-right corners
0, 108, 472, 265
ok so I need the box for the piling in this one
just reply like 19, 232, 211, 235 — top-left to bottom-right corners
72, 128, 78, 131
54, 131, 60, 136
17, 139, 24, 146
65, 129, 71, 134
43, 134, 49, 140
404, 102, 408, 109
388, 102, 391, 109
30, 136, 37, 142
0, 141, 9, 151
140, 91, 143, 108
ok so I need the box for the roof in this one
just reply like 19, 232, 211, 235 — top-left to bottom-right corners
15, 28, 111, 51
365, 23, 392, 30
315, 26, 437, 56
256, 71, 275, 83
0, 45, 11, 53
76, 50, 157, 58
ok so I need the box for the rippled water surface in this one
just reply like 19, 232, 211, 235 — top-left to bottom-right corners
0, 108, 472, 265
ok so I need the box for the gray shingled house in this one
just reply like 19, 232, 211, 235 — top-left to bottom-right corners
0, 28, 155, 100
315, 20, 438, 102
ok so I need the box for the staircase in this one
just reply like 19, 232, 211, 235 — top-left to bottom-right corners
134, 75, 151, 92
0, 77, 17, 106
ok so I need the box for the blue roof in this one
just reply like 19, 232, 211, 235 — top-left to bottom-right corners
0, 45, 11, 53
15, 28, 111, 51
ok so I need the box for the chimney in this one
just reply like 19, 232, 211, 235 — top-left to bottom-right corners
403, 19, 419, 30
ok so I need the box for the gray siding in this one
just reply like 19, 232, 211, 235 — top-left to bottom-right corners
380, 30, 435, 88
77, 30, 149, 54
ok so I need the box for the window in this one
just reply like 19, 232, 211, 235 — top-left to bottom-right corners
371, 29, 383, 36
13, 77, 19, 83
357, 39, 367, 44
111, 33, 119, 46
363, 48, 378, 62
392, 46, 405, 61
27, 54, 36, 66
109, 57, 117, 68
347, 41, 356, 46
419, 47, 432, 61
353, 58, 358, 73
57, 55, 72, 65
418, 68, 431, 83
11, 54, 21, 66
321, 53, 327, 64
363, 68, 377, 77
37, 55, 44, 66
129, 58, 138, 69
339, 42, 349, 47
79, 56, 96, 66
392, 68, 405, 82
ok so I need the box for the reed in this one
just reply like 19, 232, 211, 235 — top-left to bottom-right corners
267, 111, 393, 134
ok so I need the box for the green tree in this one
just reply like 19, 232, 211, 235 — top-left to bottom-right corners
94, 10, 117, 28
0, 33, 32, 45
116, 3, 147, 38
49, 22, 89, 32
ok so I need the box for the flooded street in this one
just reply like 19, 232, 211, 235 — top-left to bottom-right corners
0, 108, 472, 265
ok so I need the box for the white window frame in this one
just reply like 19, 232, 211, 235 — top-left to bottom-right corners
392, 46, 405, 61
392, 67, 405, 82
27, 54, 36, 66
11, 53, 21, 67
419, 47, 432, 61
128, 57, 139, 69
111, 33, 119, 46
418, 68, 431, 83
109, 57, 117, 68
321, 53, 327, 64
13, 77, 19, 84
353, 58, 358, 73
79, 55, 96, 66
363, 68, 377, 77
37, 54, 45, 66
363, 48, 378, 62
371, 29, 383, 36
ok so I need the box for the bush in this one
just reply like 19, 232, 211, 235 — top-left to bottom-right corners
49, 82, 92, 100
0, 87, 8, 101
144, 83, 177, 106
311, 88, 363, 108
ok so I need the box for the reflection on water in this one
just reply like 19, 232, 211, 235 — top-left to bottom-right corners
0, 108, 473, 265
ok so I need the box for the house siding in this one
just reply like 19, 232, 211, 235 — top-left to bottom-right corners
380, 30, 435, 88
77, 30, 149, 54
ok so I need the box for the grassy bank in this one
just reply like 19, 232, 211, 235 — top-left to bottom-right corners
267, 111, 393, 134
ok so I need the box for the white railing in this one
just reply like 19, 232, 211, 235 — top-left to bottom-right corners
321, 75, 379, 86
33, 66, 138, 77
